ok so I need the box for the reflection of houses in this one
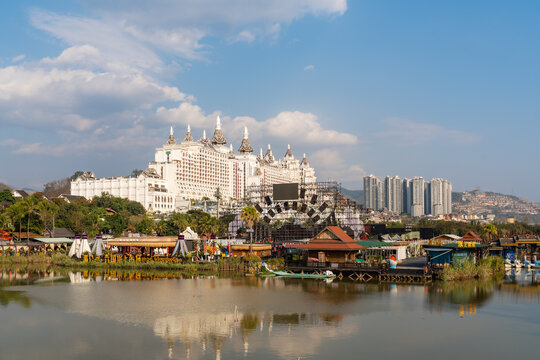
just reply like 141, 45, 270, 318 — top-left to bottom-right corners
296, 226, 364, 263
152, 311, 346, 359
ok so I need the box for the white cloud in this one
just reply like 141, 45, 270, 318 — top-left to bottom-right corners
157, 106, 357, 146
0, 139, 20, 147
311, 148, 365, 182
29, 1, 346, 74
0, 57, 187, 133
11, 54, 25, 63
376, 117, 480, 145
1, 1, 350, 165
304, 64, 315, 71
264, 111, 357, 145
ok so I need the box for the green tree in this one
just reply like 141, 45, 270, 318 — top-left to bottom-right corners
136, 216, 154, 235
241, 206, 260, 254
6, 202, 25, 241
170, 212, 191, 234
22, 194, 42, 241
214, 187, 222, 219
483, 224, 498, 243
0, 212, 13, 231
0, 189, 16, 210
70, 171, 84, 181
104, 213, 128, 237
84, 207, 107, 237
38, 200, 59, 237
154, 220, 167, 235
131, 169, 144, 177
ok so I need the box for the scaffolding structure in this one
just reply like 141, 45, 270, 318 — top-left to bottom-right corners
228, 181, 366, 241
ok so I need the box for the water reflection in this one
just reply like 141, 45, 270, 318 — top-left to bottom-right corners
0, 289, 31, 308
1, 267, 540, 359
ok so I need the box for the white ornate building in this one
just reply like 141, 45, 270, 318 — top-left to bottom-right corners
71, 117, 316, 212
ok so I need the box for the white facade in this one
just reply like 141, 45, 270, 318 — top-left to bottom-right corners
71, 118, 316, 212
70, 169, 176, 212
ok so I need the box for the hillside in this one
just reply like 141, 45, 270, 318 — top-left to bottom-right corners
341, 188, 364, 204
452, 189, 540, 222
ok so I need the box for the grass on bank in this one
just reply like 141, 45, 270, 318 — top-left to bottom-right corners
441, 256, 505, 281
0, 253, 219, 273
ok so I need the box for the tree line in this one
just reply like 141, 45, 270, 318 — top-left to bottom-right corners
0, 190, 241, 239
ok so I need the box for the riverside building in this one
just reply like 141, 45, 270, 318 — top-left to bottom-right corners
363, 175, 452, 216
71, 117, 317, 212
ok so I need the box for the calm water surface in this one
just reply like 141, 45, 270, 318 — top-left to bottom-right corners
0, 268, 539, 360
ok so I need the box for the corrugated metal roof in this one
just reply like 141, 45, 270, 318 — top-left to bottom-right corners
34, 237, 73, 244
355, 240, 395, 248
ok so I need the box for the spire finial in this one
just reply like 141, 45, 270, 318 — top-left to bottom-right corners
243, 126, 249, 139
203, 129, 207, 139
216, 116, 221, 130
267, 144, 271, 150
167, 126, 176, 145
187, 124, 191, 132
260, 148, 263, 157
287, 144, 290, 150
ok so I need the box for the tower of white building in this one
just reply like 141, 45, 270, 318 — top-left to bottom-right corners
71, 117, 317, 212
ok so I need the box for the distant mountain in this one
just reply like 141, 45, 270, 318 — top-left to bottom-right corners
341, 188, 364, 204
453, 189, 540, 223
0, 182, 10, 191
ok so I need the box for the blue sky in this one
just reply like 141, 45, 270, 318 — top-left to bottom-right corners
1, 1, 539, 201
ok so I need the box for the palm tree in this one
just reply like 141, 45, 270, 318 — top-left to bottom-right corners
241, 206, 260, 254
38, 200, 59, 237
483, 224, 498, 243
201, 196, 210, 212
7, 202, 25, 242
171, 212, 190, 234
214, 187, 222, 219
154, 220, 167, 236
0, 213, 13, 232
22, 194, 42, 241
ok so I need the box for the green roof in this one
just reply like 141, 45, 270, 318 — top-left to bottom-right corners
34, 237, 74, 244
355, 240, 396, 248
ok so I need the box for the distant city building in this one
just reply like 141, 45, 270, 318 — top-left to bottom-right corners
410, 177, 425, 217
71, 117, 317, 212
363, 175, 452, 216
384, 176, 403, 213
364, 175, 383, 211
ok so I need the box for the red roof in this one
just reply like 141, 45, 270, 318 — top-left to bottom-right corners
296, 226, 364, 251
460, 231, 483, 242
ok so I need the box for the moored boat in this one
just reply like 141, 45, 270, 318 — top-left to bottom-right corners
257, 263, 335, 279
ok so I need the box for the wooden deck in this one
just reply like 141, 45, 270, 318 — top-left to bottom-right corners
285, 261, 433, 282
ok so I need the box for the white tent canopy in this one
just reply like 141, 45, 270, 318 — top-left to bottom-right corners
68, 238, 81, 258
91, 236, 105, 256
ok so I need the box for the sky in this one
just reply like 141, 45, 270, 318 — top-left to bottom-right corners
1, 1, 539, 201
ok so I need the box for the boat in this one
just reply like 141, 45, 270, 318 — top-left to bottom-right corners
256, 263, 335, 279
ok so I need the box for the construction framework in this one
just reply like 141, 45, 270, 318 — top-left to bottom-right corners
229, 181, 366, 241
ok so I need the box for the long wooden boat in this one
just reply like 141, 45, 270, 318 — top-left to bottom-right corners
256, 263, 335, 279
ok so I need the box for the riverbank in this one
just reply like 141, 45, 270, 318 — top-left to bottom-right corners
441, 256, 505, 281
0, 253, 221, 274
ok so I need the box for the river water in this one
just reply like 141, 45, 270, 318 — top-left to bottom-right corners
0, 268, 538, 360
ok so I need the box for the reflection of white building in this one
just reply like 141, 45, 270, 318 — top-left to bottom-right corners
71, 117, 316, 212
